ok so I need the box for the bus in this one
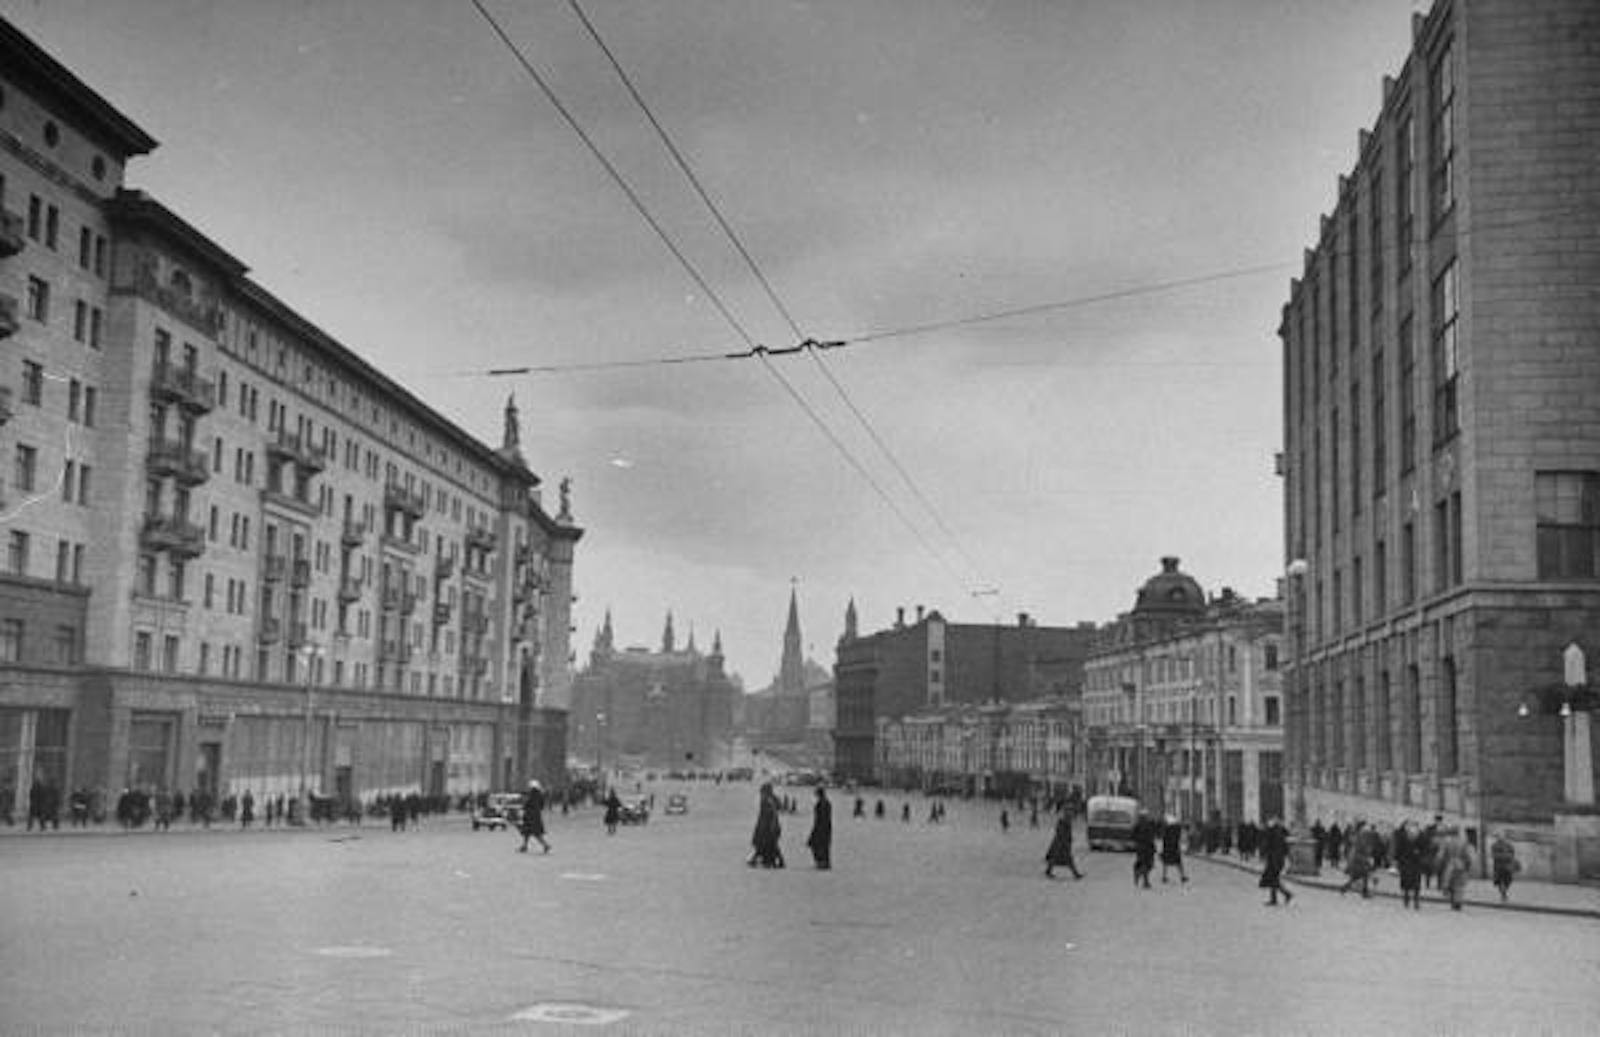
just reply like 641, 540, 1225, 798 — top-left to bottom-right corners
1085, 794, 1140, 851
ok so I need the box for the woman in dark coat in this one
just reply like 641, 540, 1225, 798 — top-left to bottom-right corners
518, 779, 549, 854
806, 787, 833, 869
603, 789, 621, 835
1259, 817, 1295, 906
1394, 819, 1424, 909
1131, 813, 1157, 889
1044, 809, 1083, 879
750, 783, 784, 867
1160, 816, 1188, 884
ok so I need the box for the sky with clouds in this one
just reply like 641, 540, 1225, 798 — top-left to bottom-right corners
3, 0, 1426, 687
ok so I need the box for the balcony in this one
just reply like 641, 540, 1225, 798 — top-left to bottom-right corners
380, 530, 419, 555
0, 294, 18, 339
434, 554, 455, 580
381, 640, 412, 665
262, 554, 288, 582
384, 482, 425, 519
145, 438, 209, 485
432, 601, 453, 627
399, 590, 418, 615
265, 431, 328, 473
287, 621, 309, 649
258, 617, 282, 644
466, 526, 498, 553
130, 263, 224, 336
289, 558, 312, 588
260, 486, 320, 519
150, 363, 216, 414
338, 577, 363, 603
340, 520, 368, 547
0, 210, 23, 257
381, 585, 401, 611
140, 514, 205, 557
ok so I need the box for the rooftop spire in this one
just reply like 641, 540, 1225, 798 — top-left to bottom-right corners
779, 583, 804, 694
661, 610, 676, 654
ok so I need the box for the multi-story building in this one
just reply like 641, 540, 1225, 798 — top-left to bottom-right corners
0, 18, 580, 820
569, 611, 736, 772
1082, 558, 1285, 826
833, 599, 1097, 783
876, 696, 1082, 800
1279, 0, 1600, 878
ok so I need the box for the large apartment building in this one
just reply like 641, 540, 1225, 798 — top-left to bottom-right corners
1279, 0, 1599, 877
0, 18, 580, 819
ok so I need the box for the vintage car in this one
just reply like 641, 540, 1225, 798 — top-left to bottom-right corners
472, 792, 524, 831
618, 797, 650, 825
664, 793, 689, 815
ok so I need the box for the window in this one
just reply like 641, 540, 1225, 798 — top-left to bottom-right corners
83, 386, 97, 427
26, 276, 50, 322
1536, 472, 1600, 579
162, 635, 180, 673
15, 444, 38, 492
1434, 492, 1463, 590
1398, 315, 1416, 470
53, 625, 77, 665
62, 460, 76, 503
1371, 349, 1386, 493
74, 300, 88, 342
78, 227, 92, 269
22, 360, 43, 405
76, 465, 91, 506
1431, 262, 1460, 444
27, 195, 42, 240
1374, 539, 1388, 617
1264, 696, 1281, 727
44, 204, 59, 249
1405, 664, 1423, 773
1430, 40, 1456, 220
1264, 643, 1279, 671
0, 618, 22, 662
1350, 381, 1361, 511
55, 539, 70, 582
134, 632, 153, 671
1440, 656, 1459, 776
1401, 521, 1417, 604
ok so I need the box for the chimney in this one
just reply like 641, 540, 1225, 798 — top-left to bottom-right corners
1017, 612, 1030, 628
896, 607, 905, 628
916, 605, 925, 623
1161, 556, 1180, 574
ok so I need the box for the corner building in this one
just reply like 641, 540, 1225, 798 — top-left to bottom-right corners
1279, 0, 1600, 874
0, 19, 580, 818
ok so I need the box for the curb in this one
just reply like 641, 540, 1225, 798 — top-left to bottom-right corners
1192, 852, 1600, 920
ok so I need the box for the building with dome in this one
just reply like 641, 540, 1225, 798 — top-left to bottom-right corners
1082, 558, 1285, 826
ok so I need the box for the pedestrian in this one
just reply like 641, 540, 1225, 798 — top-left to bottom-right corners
240, 789, 255, 829
853, 796, 865, 819
518, 779, 550, 854
1490, 831, 1519, 902
806, 787, 832, 870
1131, 812, 1157, 889
1440, 829, 1475, 911
153, 788, 173, 832
1160, 815, 1188, 884
1029, 805, 1040, 829
389, 795, 407, 833
999, 808, 1010, 834
1258, 817, 1294, 906
874, 799, 885, 819
1310, 818, 1327, 868
749, 783, 784, 868
603, 789, 622, 835
1338, 821, 1375, 898
1044, 809, 1084, 880
901, 802, 911, 824
1394, 819, 1424, 910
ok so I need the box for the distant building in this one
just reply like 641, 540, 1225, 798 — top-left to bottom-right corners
569, 611, 735, 771
1082, 558, 1285, 825
877, 697, 1083, 800
1278, 0, 1600, 877
833, 601, 1097, 783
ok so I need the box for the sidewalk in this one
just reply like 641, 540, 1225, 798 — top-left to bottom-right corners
1194, 850, 1600, 920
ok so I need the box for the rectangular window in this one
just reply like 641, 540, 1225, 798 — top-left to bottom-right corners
1264, 696, 1281, 727
22, 361, 44, 405
1350, 381, 1362, 511
83, 386, 97, 427
162, 635, 180, 673
1430, 40, 1456, 221
78, 227, 92, 269
53, 625, 77, 665
73, 300, 88, 342
1371, 349, 1386, 493
134, 632, 153, 671
1405, 664, 1422, 773
1374, 539, 1387, 617
25, 276, 50, 322
1401, 521, 1417, 603
1440, 656, 1459, 776
27, 195, 41, 240
1536, 471, 1600, 579
94, 235, 108, 277
1397, 115, 1415, 274
1369, 166, 1384, 310
1351, 555, 1364, 626
55, 539, 70, 582
62, 460, 76, 503
1431, 261, 1459, 445
78, 465, 91, 507
89, 307, 103, 349
0, 618, 22, 662
7, 530, 29, 575
1398, 315, 1416, 471
1375, 671, 1392, 771
1352, 674, 1367, 771
44, 204, 59, 249
15, 444, 38, 492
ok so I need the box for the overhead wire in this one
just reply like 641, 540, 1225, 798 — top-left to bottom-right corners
555, 0, 993, 599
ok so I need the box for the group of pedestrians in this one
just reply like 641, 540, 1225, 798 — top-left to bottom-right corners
1313, 814, 1512, 911
749, 782, 831, 869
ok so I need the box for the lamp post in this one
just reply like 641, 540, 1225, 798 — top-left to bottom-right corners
594, 711, 607, 779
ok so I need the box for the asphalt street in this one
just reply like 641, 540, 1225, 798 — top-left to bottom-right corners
2, 783, 1596, 1036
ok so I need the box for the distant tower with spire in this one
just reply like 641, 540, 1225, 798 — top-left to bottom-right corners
661, 610, 676, 654
779, 585, 805, 696
498, 394, 525, 466
841, 597, 859, 646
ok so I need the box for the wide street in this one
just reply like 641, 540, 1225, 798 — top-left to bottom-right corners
2, 781, 1596, 1036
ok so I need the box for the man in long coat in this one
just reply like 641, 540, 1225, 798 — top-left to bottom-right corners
806, 787, 833, 869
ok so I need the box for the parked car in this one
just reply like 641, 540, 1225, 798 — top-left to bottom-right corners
664, 793, 689, 815
472, 792, 524, 831
618, 797, 650, 825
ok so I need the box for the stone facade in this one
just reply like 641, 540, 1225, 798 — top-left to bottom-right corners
0, 18, 580, 820
1278, 0, 1600, 878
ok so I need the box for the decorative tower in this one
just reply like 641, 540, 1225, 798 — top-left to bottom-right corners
779, 587, 804, 696
841, 597, 858, 645
709, 629, 725, 676
590, 608, 615, 668
498, 393, 525, 466
662, 610, 676, 654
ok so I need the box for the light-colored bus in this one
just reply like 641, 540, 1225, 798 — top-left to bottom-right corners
1085, 794, 1140, 851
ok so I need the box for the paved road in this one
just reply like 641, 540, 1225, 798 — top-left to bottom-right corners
2, 784, 1597, 1035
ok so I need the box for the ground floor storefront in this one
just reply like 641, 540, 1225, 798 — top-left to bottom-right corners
0, 665, 567, 824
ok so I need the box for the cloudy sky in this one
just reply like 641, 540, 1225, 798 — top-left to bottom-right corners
5, 0, 1424, 687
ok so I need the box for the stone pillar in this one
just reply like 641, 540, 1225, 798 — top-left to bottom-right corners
1563, 712, 1595, 806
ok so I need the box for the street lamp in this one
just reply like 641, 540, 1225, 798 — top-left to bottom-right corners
299, 641, 323, 825
594, 711, 607, 778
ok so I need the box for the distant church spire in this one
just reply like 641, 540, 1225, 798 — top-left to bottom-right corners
662, 610, 676, 654
842, 597, 859, 644
686, 624, 698, 654
779, 585, 804, 694
589, 608, 615, 667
